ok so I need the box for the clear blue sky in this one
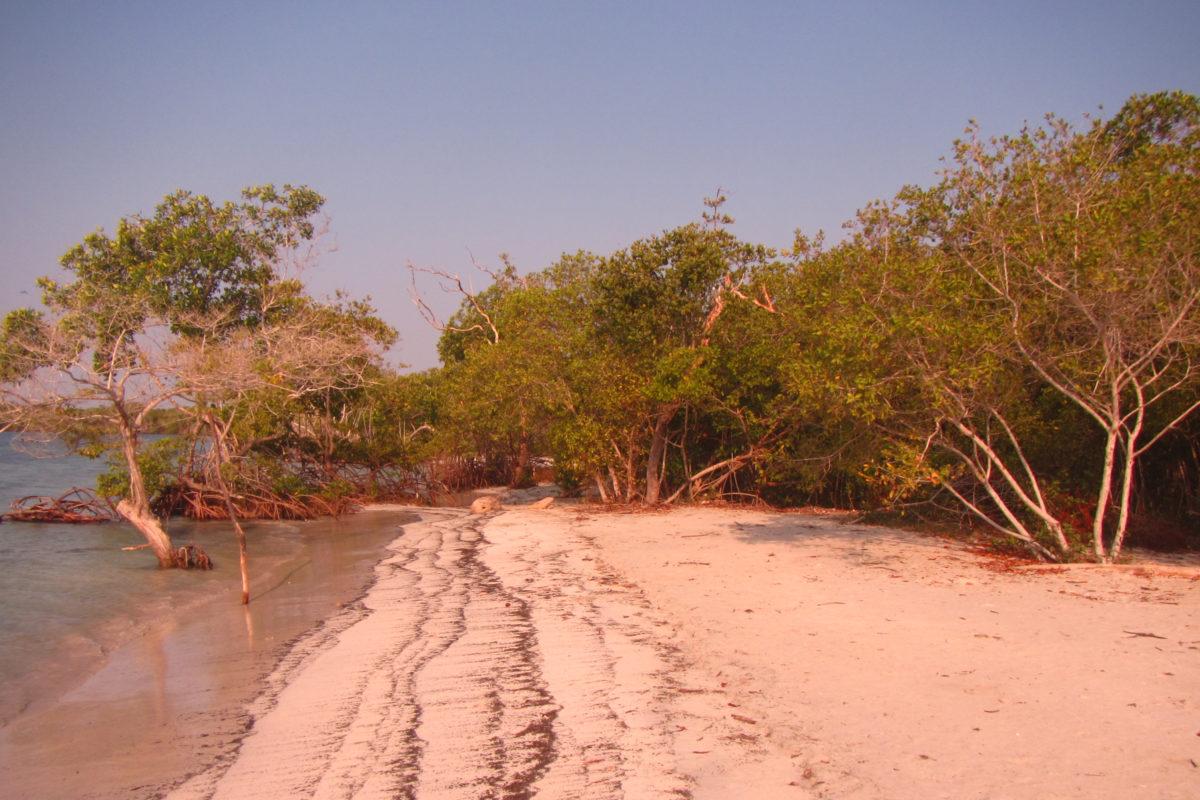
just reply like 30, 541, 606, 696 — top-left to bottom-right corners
3, 1, 1198, 369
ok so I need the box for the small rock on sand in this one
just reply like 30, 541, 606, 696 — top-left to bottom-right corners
470, 496, 502, 514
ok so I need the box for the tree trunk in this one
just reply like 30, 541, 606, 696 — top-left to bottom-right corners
116, 425, 175, 567
513, 417, 532, 487
219, 490, 252, 605
644, 405, 678, 505
1092, 426, 1120, 562
594, 472, 609, 502
664, 452, 753, 505
1110, 407, 1146, 562
207, 415, 251, 603
621, 437, 637, 502
116, 498, 175, 568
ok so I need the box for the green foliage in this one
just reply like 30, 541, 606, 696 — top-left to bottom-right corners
1, 183, 399, 524
0, 308, 49, 383
45, 185, 324, 338
1103, 90, 1199, 159
410, 92, 1198, 558
96, 437, 184, 500
8, 93, 1191, 557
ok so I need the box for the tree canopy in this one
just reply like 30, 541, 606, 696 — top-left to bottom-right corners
0, 185, 393, 570
410, 92, 1199, 561
4, 92, 1196, 569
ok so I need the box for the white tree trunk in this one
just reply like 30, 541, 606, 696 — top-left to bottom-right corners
117, 424, 175, 567
594, 472, 609, 503
116, 498, 174, 568
1091, 427, 1120, 562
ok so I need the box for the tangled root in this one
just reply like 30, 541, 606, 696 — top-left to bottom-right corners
172, 544, 213, 570
154, 486, 358, 521
4, 488, 115, 523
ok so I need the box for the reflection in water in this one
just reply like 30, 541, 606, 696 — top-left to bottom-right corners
0, 431, 420, 796
243, 603, 256, 649
1, 509, 415, 799
148, 624, 170, 727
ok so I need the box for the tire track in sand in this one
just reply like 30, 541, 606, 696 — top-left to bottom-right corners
169, 508, 557, 800
169, 506, 795, 799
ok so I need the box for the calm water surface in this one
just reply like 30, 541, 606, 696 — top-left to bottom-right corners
0, 432, 410, 725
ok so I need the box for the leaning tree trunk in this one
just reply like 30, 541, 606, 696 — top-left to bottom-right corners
116, 425, 175, 567
594, 472, 610, 502
116, 498, 175, 567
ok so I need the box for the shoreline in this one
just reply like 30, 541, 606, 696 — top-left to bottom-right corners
0, 517, 345, 727
4, 501, 1197, 798
0, 508, 416, 800
166, 503, 789, 798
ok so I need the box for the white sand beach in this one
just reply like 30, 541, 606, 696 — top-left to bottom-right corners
5, 501, 1198, 799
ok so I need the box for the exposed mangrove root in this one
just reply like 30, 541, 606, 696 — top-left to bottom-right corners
3, 488, 116, 524
153, 485, 358, 521
172, 543, 214, 570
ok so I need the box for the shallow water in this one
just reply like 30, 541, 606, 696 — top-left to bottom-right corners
0, 433, 411, 726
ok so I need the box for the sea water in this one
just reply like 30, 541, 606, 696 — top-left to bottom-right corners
0, 432, 410, 725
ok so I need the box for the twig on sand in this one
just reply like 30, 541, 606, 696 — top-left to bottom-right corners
1123, 630, 1168, 639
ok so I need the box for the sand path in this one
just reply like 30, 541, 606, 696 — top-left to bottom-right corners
167, 504, 1198, 799
168, 507, 796, 800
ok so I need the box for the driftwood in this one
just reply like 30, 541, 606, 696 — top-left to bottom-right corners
4, 488, 116, 523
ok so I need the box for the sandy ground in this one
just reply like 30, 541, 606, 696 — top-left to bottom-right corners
579, 507, 1199, 799
152, 500, 1197, 800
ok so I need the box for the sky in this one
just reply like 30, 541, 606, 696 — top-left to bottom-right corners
2, 1, 1198, 370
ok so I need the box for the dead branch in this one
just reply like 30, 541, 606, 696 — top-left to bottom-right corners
406, 261, 501, 345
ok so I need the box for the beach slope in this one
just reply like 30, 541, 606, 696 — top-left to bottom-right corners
169, 505, 1198, 799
